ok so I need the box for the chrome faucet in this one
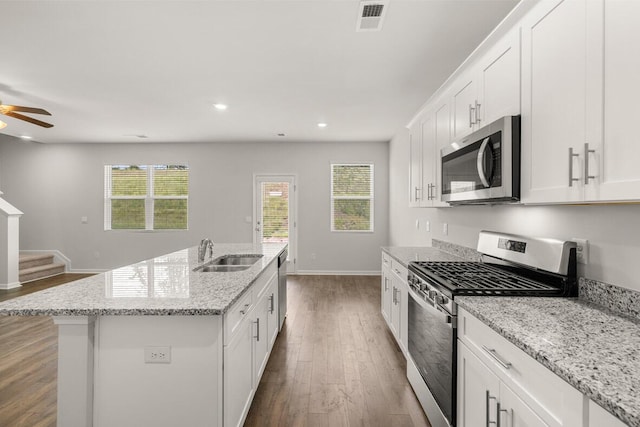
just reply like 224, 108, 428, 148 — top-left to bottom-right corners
198, 238, 214, 262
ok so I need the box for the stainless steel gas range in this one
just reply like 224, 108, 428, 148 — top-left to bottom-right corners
405, 231, 577, 427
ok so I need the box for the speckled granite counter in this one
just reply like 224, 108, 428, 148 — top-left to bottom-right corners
381, 246, 464, 267
0, 243, 287, 316
456, 296, 640, 427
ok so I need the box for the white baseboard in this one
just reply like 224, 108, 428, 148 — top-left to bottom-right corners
292, 270, 381, 276
0, 281, 22, 290
68, 269, 108, 274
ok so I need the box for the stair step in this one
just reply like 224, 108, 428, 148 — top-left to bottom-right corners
19, 253, 55, 270
19, 263, 66, 284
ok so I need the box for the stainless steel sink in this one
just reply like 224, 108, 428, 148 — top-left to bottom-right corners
194, 254, 264, 273
210, 254, 263, 266
200, 265, 251, 272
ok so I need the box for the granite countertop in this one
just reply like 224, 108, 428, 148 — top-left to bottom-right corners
0, 243, 287, 316
457, 296, 640, 427
381, 246, 465, 266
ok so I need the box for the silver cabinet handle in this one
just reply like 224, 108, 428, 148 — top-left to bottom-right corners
239, 303, 250, 315
584, 143, 596, 184
486, 390, 497, 426
269, 294, 275, 314
414, 186, 421, 201
392, 287, 398, 305
469, 104, 476, 127
384, 277, 389, 291
475, 100, 482, 124
569, 147, 580, 187
482, 346, 512, 369
254, 318, 260, 341
497, 402, 508, 427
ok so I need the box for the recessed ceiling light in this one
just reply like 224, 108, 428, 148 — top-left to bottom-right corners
317, 122, 328, 128
20, 135, 33, 140
0, 120, 7, 130
213, 103, 228, 111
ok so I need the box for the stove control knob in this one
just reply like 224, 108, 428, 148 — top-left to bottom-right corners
428, 290, 437, 300
435, 295, 448, 306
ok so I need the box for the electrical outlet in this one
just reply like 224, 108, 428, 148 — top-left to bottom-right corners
572, 238, 589, 265
81, 216, 88, 224
415, 219, 420, 230
425, 220, 430, 232
145, 346, 171, 364
443, 223, 448, 236
310, 253, 317, 260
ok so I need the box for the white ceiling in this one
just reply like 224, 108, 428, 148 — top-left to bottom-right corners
0, 0, 518, 144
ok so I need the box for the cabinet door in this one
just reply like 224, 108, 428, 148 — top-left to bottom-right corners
266, 276, 279, 351
398, 276, 408, 356
409, 120, 423, 206
253, 292, 270, 383
224, 319, 254, 427
420, 113, 437, 207
521, 0, 587, 203
390, 279, 401, 344
588, 0, 640, 201
457, 341, 501, 427
433, 99, 451, 207
499, 382, 550, 427
478, 29, 521, 125
452, 74, 479, 141
381, 267, 392, 324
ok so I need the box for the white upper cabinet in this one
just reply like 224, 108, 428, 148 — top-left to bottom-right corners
409, 119, 423, 207
586, 0, 640, 201
522, 0, 640, 204
451, 28, 522, 141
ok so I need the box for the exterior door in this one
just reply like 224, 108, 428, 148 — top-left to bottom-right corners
254, 175, 296, 272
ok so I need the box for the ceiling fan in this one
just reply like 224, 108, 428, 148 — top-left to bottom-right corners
0, 99, 54, 129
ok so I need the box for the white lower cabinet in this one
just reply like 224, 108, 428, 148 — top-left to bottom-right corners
458, 308, 584, 427
223, 265, 279, 427
381, 252, 408, 357
381, 254, 392, 323
458, 342, 548, 427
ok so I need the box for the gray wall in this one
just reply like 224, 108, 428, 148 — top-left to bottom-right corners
389, 128, 640, 293
0, 136, 389, 273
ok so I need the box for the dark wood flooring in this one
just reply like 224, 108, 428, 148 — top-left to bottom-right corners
0, 274, 430, 427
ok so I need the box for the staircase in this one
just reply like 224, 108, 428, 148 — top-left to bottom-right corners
18, 253, 65, 284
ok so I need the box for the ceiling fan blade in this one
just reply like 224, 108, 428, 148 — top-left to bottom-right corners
0, 105, 52, 115
3, 111, 54, 128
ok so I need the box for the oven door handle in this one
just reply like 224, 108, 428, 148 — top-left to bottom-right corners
476, 136, 493, 188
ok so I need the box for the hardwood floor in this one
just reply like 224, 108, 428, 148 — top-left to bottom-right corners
0, 274, 430, 427
0, 274, 92, 427
245, 275, 431, 427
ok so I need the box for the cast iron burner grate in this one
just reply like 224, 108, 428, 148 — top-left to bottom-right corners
409, 261, 563, 296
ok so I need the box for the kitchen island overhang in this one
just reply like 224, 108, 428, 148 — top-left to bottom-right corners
0, 242, 287, 427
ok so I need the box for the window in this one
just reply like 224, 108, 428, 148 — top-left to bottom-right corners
331, 163, 374, 232
104, 165, 189, 230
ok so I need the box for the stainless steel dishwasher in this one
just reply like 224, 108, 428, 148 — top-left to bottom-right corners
277, 249, 288, 330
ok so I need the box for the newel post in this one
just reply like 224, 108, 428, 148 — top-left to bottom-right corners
0, 194, 24, 290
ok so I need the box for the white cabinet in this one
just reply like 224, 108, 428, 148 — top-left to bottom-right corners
589, 400, 627, 427
451, 29, 521, 141
381, 253, 392, 323
381, 252, 408, 357
407, 106, 449, 208
223, 263, 279, 427
522, 0, 640, 204
458, 342, 548, 427
457, 308, 584, 427
224, 317, 254, 427
587, 0, 640, 202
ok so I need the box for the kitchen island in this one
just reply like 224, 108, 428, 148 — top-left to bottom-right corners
0, 242, 287, 427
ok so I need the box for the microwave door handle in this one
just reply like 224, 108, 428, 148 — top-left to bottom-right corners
476, 137, 493, 188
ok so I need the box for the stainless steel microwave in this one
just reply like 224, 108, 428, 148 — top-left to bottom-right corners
441, 115, 520, 204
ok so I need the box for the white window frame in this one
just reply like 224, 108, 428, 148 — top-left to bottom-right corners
330, 163, 374, 233
104, 165, 189, 231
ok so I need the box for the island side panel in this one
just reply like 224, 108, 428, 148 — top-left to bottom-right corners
53, 316, 96, 427
93, 315, 223, 427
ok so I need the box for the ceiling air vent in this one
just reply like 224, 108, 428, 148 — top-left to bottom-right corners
356, 1, 389, 32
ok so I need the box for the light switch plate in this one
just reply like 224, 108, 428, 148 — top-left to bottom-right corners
443, 223, 448, 236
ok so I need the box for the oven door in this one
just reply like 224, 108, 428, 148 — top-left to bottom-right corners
407, 289, 456, 426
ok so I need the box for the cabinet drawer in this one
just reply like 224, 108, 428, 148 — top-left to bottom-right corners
253, 262, 277, 299
224, 289, 253, 345
458, 308, 583, 427
390, 260, 408, 281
